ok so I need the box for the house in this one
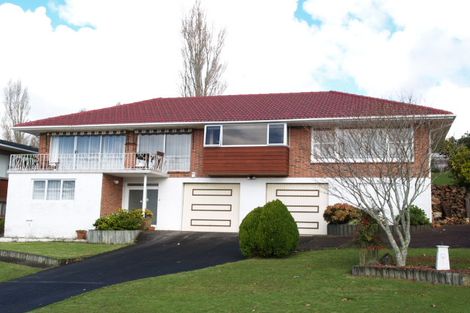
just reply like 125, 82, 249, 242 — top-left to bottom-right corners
4, 91, 454, 238
0, 140, 38, 218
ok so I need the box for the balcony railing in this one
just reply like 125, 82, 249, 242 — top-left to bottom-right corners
9, 153, 167, 173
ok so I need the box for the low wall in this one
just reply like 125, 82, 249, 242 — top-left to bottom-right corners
327, 224, 432, 237
88, 230, 141, 244
352, 265, 470, 286
0, 250, 80, 268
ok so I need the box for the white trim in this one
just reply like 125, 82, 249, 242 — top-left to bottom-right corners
13, 114, 456, 134
0, 143, 37, 154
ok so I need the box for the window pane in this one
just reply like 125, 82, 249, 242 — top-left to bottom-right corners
205, 126, 221, 145
223, 124, 267, 145
62, 181, 75, 200
268, 124, 285, 144
102, 135, 125, 154
165, 134, 191, 171
33, 181, 46, 200
312, 130, 336, 159
138, 134, 165, 153
46, 180, 61, 200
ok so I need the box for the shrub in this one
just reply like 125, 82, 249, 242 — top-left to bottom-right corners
323, 203, 360, 224
239, 200, 299, 258
93, 209, 145, 230
356, 211, 381, 248
449, 145, 470, 186
396, 205, 430, 226
0, 217, 4, 234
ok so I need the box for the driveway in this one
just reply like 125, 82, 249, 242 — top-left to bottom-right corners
0, 231, 243, 313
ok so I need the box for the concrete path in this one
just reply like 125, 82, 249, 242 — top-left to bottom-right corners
0, 231, 243, 313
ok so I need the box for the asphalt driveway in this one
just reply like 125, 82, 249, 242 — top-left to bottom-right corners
0, 231, 243, 313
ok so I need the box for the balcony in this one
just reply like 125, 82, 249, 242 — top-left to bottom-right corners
9, 153, 169, 176
203, 146, 289, 176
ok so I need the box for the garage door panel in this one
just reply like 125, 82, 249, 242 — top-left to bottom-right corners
286, 205, 319, 213
183, 184, 239, 232
191, 204, 232, 212
267, 183, 328, 235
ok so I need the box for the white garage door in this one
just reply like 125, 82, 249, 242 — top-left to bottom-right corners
182, 184, 240, 232
266, 184, 328, 235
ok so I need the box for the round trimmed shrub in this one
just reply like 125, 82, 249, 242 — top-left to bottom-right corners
93, 209, 145, 230
323, 203, 360, 224
239, 200, 299, 258
408, 205, 431, 225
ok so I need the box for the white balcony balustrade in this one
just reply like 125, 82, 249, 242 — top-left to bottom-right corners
9, 153, 168, 173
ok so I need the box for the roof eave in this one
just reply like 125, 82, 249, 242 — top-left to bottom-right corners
13, 114, 456, 135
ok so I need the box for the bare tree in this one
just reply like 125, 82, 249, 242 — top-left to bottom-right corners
180, 1, 226, 97
2, 79, 32, 145
309, 115, 452, 266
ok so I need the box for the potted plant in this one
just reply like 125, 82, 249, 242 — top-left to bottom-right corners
323, 203, 361, 236
76, 229, 87, 240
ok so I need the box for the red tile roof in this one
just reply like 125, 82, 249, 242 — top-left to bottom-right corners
17, 91, 453, 128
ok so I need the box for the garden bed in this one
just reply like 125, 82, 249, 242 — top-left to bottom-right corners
352, 264, 470, 286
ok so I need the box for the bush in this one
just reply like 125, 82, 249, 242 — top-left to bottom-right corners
0, 217, 4, 234
239, 200, 299, 258
449, 145, 470, 186
403, 205, 430, 225
323, 203, 360, 224
93, 209, 145, 230
356, 211, 382, 249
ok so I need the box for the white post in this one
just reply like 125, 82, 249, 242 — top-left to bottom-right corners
436, 245, 450, 270
142, 174, 147, 217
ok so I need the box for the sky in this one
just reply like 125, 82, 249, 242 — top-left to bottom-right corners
0, 0, 469, 137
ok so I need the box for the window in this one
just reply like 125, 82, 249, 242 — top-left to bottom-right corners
205, 126, 221, 145
204, 123, 287, 146
32, 180, 75, 200
268, 124, 286, 144
311, 128, 414, 162
138, 133, 192, 171
33, 181, 46, 200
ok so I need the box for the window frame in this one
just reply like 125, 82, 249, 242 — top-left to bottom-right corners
32, 179, 76, 201
310, 127, 415, 163
203, 123, 288, 147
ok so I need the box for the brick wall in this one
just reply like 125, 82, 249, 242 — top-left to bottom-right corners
0, 179, 7, 202
38, 133, 50, 155
100, 174, 123, 216
288, 126, 430, 177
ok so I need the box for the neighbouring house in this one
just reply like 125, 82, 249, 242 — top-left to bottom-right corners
4, 91, 454, 238
0, 140, 38, 218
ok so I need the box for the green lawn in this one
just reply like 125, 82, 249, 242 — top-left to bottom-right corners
432, 171, 457, 186
35, 248, 470, 313
0, 242, 127, 259
0, 261, 39, 282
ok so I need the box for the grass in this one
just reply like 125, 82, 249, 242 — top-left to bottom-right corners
0, 261, 40, 282
35, 248, 470, 313
432, 171, 457, 186
0, 242, 127, 259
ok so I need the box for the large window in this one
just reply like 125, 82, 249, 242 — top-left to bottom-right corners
204, 123, 287, 147
32, 179, 75, 200
138, 133, 191, 171
311, 128, 414, 162
50, 135, 126, 169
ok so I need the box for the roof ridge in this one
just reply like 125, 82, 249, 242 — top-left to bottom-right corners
328, 90, 453, 114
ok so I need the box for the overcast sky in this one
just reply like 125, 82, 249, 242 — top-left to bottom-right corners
0, 0, 469, 137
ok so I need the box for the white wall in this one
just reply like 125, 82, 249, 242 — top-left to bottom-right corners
4, 173, 103, 239
137, 177, 432, 234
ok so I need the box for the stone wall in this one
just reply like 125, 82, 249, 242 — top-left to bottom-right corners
432, 185, 469, 224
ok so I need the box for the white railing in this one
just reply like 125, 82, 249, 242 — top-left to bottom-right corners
9, 153, 166, 173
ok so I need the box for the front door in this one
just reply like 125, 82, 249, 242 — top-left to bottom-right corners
128, 189, 158, 224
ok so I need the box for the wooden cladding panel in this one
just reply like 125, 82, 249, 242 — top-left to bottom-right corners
203, 146, 289, 176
